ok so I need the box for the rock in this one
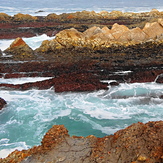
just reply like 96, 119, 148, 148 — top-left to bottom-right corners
55, 28, 84, 48
0, 13, 11, 22
0, 97, 6, 110
109, 81, 119, 86
155, 74, 163, 83
2, 121, 163, 162
0, 73, 108, 92
13, 13, 37, 22
3, 37, 34, 59
0, 49, 2, 56
110, 23, 129, 41
120, 27, 147, 42
143, 22, 163, 39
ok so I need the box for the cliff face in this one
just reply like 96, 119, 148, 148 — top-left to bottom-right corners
1, 121, 163, 163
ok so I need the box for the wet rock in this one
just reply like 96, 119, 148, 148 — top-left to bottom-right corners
0, 49, 2, 56
0, 97, 6, 110
109, 81, 119, 86
155, 74, 163, 83
2, 121, 163, 163
0, 73, 108, 92
3, 37, 34, 59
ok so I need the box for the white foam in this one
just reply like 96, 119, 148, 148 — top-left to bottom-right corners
0, 34, 55, 51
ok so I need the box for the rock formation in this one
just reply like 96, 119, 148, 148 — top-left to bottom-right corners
3, 37, 34, 59
1, 121, 163, 162
0, 97, 6, 110
156, 74, 163, 83
0, 9, 163, 39
0, 73, 108, 92
35, 19, 163, 53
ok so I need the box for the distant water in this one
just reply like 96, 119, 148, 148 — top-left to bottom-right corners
0, 0, 163, 16
0, 0, 163, 159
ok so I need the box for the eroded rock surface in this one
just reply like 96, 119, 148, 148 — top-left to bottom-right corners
1, 121, 163, 163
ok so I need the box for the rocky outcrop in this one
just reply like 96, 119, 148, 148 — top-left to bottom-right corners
0, 9, 163, 39
0, 97, 6, 110
35, 19, 163, 53
3, 37, 34, 59
1, 121, 163, 162
0, 73, 108, 92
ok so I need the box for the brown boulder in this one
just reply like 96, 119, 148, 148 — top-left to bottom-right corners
143, 22, 163, 39
55, 28, 84, 48
0, 97, 6, 110
110, 23, 129, 40
120, 27, 147, 42
4, 37, 34, 59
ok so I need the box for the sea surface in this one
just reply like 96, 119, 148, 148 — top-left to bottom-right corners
0, 0, 163, 159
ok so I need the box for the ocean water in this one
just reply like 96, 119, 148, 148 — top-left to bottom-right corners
0, 0, 163, 16
0, 0, 163, 159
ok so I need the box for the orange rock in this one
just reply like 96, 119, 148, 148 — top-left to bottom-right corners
110, 23, 129, 40
13, 13, 37, 21
143, 22, 163, 39
4, 37, 34, 59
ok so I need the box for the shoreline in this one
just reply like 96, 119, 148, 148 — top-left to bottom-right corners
0, 10, 163, 162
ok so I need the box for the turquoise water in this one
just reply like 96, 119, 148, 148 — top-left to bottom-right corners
0, 80, 163, 158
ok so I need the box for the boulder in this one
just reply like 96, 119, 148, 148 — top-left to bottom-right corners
120, 27, 147, 42
155, 74, 163, 83
4, 37, 34, 59
143, 22, 163, 39
110, 23, 129, 40
0, 97, 6, 110
55, 28, 84, 48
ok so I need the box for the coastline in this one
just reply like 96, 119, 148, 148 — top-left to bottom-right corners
0, 10, 163, 162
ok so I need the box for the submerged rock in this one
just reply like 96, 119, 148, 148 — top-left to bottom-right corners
0, 97, 6, 110
2, 121, 163, 162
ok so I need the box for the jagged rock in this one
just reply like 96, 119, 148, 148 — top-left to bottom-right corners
0, 97, 6, 110
143, 22, 163, 39
110, 23, 129, 41
155, 74, 163, 83
3, 37, 34, 59
2, 121, 163, 163
120, 27, 147, 42
55, 28, 84, 48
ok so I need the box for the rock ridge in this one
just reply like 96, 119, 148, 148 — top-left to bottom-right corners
1, 121, 163, 162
